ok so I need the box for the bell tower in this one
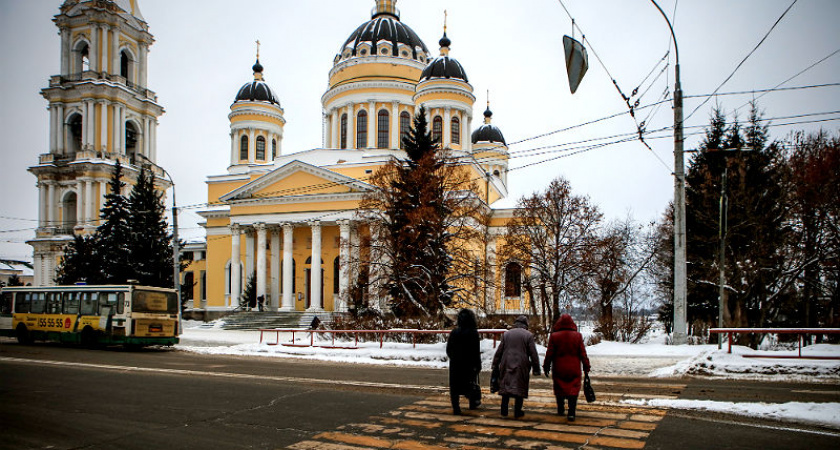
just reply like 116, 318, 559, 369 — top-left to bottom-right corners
28, 0, 166, 285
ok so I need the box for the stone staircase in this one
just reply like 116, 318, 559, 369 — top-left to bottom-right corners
220, 311, 335, 331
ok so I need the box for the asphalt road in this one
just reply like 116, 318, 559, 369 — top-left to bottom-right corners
1, 342, 838, 449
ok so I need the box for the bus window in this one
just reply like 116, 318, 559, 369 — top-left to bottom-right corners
99, 292, 117, 315
80, 293, 98, 315
30, 293, 46, 314
14, 293, 29, 313
1, 292, 12, 314
132, 290, 177, 314
63, 293, 80, 315
47, 293, 62, 314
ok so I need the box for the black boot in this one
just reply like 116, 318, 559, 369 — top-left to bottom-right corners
514, 396, 524, 418
567, 396, 577, 422
556, 395, 565, 416
450, 391, 461, 415
500, 395, 509, 417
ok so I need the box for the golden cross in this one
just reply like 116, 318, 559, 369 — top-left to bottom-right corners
256, 39, 260, 59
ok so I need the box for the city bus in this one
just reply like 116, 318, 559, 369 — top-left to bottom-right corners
0, 285, 180, 347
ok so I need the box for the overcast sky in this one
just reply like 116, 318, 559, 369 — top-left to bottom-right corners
1, 0, 838, 262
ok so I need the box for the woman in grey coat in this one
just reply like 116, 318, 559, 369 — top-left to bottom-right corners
491, 315, 541, 418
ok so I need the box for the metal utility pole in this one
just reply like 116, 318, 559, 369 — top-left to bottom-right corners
717, 165, 728, 348
651, 0, 687, 344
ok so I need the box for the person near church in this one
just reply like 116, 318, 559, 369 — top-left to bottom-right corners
446, 309, 482, 415
491, 315, 541, 418
543, 313, 591, 422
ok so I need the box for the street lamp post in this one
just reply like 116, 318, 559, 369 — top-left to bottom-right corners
650, 0, 688, 344
136, 155, 181, 309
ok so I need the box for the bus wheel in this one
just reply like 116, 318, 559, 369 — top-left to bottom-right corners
16, 324, 33, 345
80, 326, 96, 348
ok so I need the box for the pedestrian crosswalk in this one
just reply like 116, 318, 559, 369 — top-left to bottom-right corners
286, 381, 685, 449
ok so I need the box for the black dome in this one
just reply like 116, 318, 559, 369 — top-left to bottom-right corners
234, 59, 280, 105
472, 124, 506, 145
339, 14, 428, 59
235, 80, 280, 105
419, 55, 468, 82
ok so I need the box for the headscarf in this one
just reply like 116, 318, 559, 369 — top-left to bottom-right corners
552, 313, 578, 332
513, 315, 529, 329
456, 308, 478, 331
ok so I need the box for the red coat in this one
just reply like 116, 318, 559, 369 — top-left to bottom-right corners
543, 314, 590, 397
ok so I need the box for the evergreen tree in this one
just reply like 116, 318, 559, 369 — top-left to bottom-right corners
128, 167, 176, 287
56, 234, 100, 285
96, 161, 132, 283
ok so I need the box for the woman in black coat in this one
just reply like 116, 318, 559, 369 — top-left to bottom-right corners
446, 309, 482, 414
491, 315, 541, 418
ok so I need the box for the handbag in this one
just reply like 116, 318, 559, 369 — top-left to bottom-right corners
583, 373, 596, 403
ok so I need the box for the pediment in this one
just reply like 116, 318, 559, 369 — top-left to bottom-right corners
219, 160, 373, 202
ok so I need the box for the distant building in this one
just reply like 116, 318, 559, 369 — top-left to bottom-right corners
0, 260, 35, 286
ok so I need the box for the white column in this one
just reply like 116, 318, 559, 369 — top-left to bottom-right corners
99, 101, 108, 152
466, 114, 473, 153
47, 182, 56, 227
38, 182, 46, 227
282, 223, 294, 310
143, 117, 151, 158
338, 220, 351, 312
84, 178, 94, 225
49, 105, 57, 153
119, 106, 126, 154
230, 131, 237, 163
75, 181, 84, 227
256, 223, 267, 306
139, 43, 148, 87
60, 27, 70, 75
150, 119, 157, 161
367, 101, 376, 148
89, 25, 99, 73
330, 108, 339, 148
248, 128, 255, 163
57, 104, 65, 154
230, 224, 241, 308
270, 227, 281, 311
113, 105, 121, 155
391, 102, 400, 149
110, 27, 119, 76
443, 107, 451, 148
348, 104, 356, 149
81, 101, 89, 150
245, 228, 254, 280
98, 180, 107, 224
309, 221, 322, 310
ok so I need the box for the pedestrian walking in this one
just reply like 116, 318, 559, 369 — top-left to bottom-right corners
446, 309, 482, 415
491, 315, 541, 418
543, 313, 591, 422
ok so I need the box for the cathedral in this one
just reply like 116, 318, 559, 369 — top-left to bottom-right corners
29, 0, 532, 319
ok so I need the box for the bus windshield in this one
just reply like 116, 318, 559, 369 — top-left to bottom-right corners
132, 289, 178, 314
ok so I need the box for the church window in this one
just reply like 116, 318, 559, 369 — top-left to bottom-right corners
125, 122, 138, 161
67, 113, 83, 155
377, 109, 389, 149
120, 50, 133, 83
74, 42, 90, 73
399, 111, 411, 150
333, 257, 340, 294
272, 139, 277, 159
451, 116, 461, 146
340, 113, 348, 149
256, 136, 266, 160
504, 262, 522, 297
240, 135, 248, 160
432, 115, 443, 143
357, 110, 368, 148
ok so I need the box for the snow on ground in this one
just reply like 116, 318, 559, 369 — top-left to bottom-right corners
622, 398, 840, 429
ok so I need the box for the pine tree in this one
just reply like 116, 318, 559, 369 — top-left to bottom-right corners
128, 167, 175, 287
56, 234, 100, 285
97, 161, 132, 283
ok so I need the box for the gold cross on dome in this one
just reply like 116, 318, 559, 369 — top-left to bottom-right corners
256, 39, 260, 59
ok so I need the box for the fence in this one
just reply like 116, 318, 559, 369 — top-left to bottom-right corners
708, 328, 840, 359
259, 328, 508, 349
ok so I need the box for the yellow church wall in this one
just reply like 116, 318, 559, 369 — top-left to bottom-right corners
414, 91, 474, 105
329, 63, 421, 88
230, 114, 285, 127
205, 234, 232, 308
231, 198, 362, 216
208, 180, 249, 204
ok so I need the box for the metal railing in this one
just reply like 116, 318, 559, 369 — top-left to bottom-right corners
709, 328, 840, 359
259, 328, 507, 349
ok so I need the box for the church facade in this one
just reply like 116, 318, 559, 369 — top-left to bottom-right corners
199, 0, 530, 316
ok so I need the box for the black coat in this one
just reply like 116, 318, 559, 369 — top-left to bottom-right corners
446, 324, 481, 395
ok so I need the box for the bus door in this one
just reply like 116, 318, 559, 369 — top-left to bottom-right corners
0, 291, 12, 336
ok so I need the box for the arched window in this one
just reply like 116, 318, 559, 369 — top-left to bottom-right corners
120, 50, 133, 82
62, 192, 78, 231
432, 116, 443, 143
271, 139, 277, 159
74, 42, 90, 73
451, 116, 461, 146
333, 257, 340, 294
340, 113, 348, 149
377, 109, 390, 149
504, 262, 522, 297
240, 135, 248, 160
125, 122, 138, 160
67, 113, 83, 155
256, 136, 266, 160
399, 111, 411, 150
357, 110, 368, 148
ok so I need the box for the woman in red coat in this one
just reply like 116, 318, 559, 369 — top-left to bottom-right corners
542, 314, 591, 421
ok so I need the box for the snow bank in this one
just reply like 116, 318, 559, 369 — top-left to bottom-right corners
623, 398, 840, 429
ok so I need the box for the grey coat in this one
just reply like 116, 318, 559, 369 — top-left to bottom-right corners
491, 316, 541, 398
